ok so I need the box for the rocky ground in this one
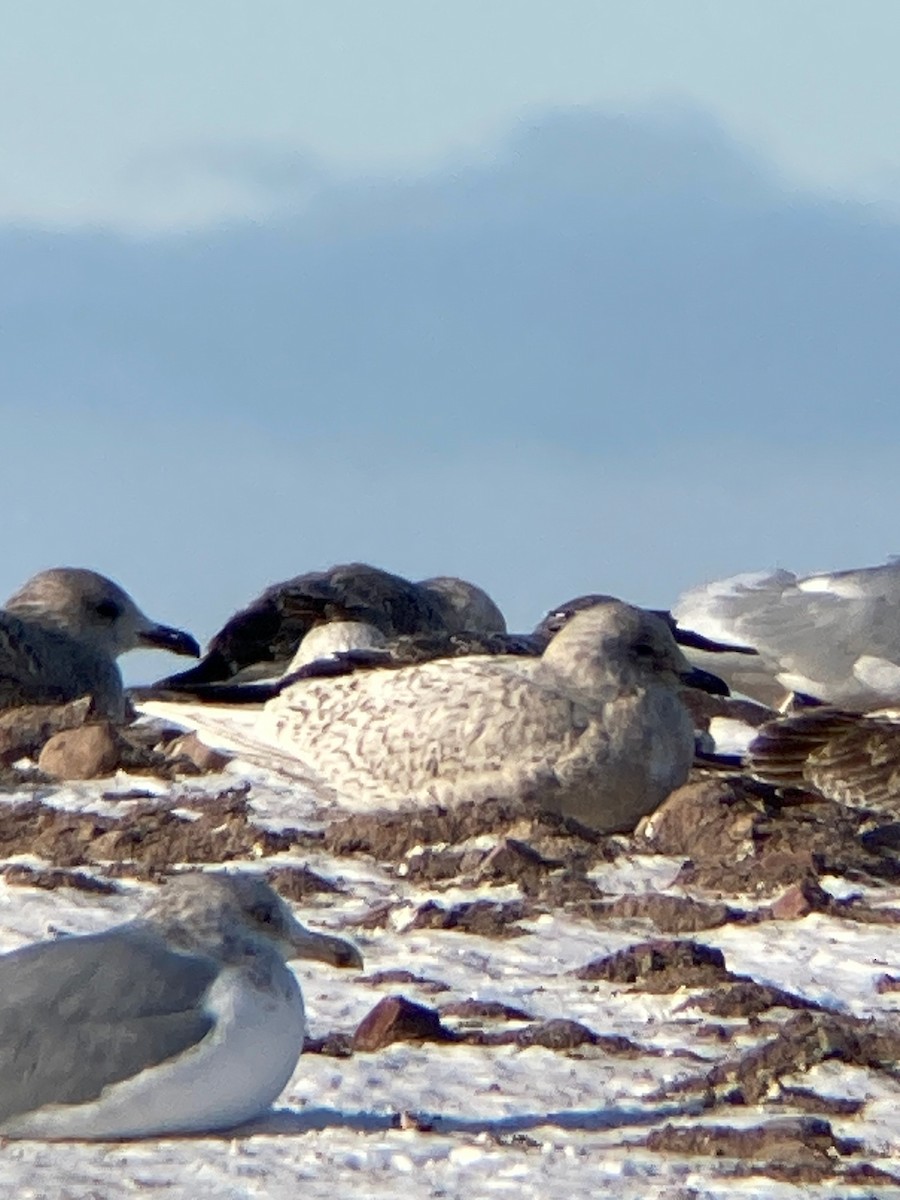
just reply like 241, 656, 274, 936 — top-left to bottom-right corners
0, 708, 899, 1198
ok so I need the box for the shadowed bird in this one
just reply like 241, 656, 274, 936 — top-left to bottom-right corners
0, 871, 361, 1140
0, 568, 199, 720
137, 591, 729, 705
674, 560, 900, 710
155, 562, 506, 692
257, 600, 704, 833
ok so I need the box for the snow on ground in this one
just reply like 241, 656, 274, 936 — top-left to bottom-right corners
0, 741, 899, 1199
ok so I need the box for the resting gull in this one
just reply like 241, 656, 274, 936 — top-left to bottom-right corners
137, 590, 731, 705
746, 706, 900, 814
674, 560, 900, 710
0, 568, 200, 720
0, 871, 361, 1139
256, 600, 704, 833
156, 562, 506, 691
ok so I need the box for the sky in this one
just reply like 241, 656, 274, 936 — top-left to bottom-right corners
3, 2, 900, 680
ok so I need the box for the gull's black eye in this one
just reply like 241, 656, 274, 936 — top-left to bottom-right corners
94, 599, 122, 622
633, 642, 657, 659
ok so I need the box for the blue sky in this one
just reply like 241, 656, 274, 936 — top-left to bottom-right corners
3, 2, 900, 678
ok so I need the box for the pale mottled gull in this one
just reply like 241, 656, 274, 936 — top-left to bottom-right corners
674, 560, 900, 710
156, 562, 506, 692
0, 871, 361, 1140
0, 568, 200, 721
257, 601, 702, 833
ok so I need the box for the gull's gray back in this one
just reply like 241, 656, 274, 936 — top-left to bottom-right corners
675, 562, 900, 708
0, 925, 217, 1124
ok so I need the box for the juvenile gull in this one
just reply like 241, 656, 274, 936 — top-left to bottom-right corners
0, 568, 199, 720
0, 871, 361, 1140
157, 562, 506, 692
674, 560, 900, 710
747, 707, 900, 814
257, 601, 701, 833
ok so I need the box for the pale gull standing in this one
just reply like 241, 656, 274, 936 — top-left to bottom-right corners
674, 559, 900, 710
257, 600, 703, 833
156, 562, 506, 692
0, 567, 200, 720
0, 871, 361, 1139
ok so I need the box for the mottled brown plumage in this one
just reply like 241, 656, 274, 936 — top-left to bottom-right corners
259, 601, 698, 833
748, 707, 900, 812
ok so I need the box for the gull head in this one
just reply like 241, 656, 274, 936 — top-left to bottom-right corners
4, 568, 200, 660
542, 601, 695, 693
145, 872, 363, 969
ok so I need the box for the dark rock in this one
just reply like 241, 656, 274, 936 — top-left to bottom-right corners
644, 1116, 860, 1164
303, 1031, 355, 1057
0, 787, 296, 875
439, 999, 533, 1021
658, 1011, 900, 1104
777, 1087, 865, 1116
635, 779, 764, 859
638, 777, 900, 893
353, 995, 456, 1051
1, 864, 119, 894
0, 697, 94, 764
360, 969, 451, 995
323, 799, 528, 860
576, 939, 732, 991
407, 899, 530, 938
684, 981, 822, 1018
591, 893, 739, 933
266, 864, 342, 900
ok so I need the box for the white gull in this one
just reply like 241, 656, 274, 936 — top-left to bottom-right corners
0, 871, 361, 1139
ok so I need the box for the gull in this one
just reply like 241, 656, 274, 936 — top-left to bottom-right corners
137, 591, 729, 706
674, 560, 900, 710
746, 706, 900, 815
0, 871, 361, 1139
0, 568, 200, 721
256, 600, 704, 833
155, 562, 506, 692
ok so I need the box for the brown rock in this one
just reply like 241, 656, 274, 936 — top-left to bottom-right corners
439, 999, 533, 1021
644, 1116, 860, 1165
360, 969, 451, 994
265, 864, 341, 900
1, 864, 119, 895
407, 898, 530, 938
769, 880, 832, 920
575, 938, 732, 991
635, 778, 763, 857
657, 1011, 900, 1105
684, 980, 821, 1018
324, 798, 527, 860
163, 732, 232, 773
353, 995, 455, 1051
592, 892, 739, 933
0, 697, 94, 764
38, 722, 123, 780
303, 1031, 355, 1057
